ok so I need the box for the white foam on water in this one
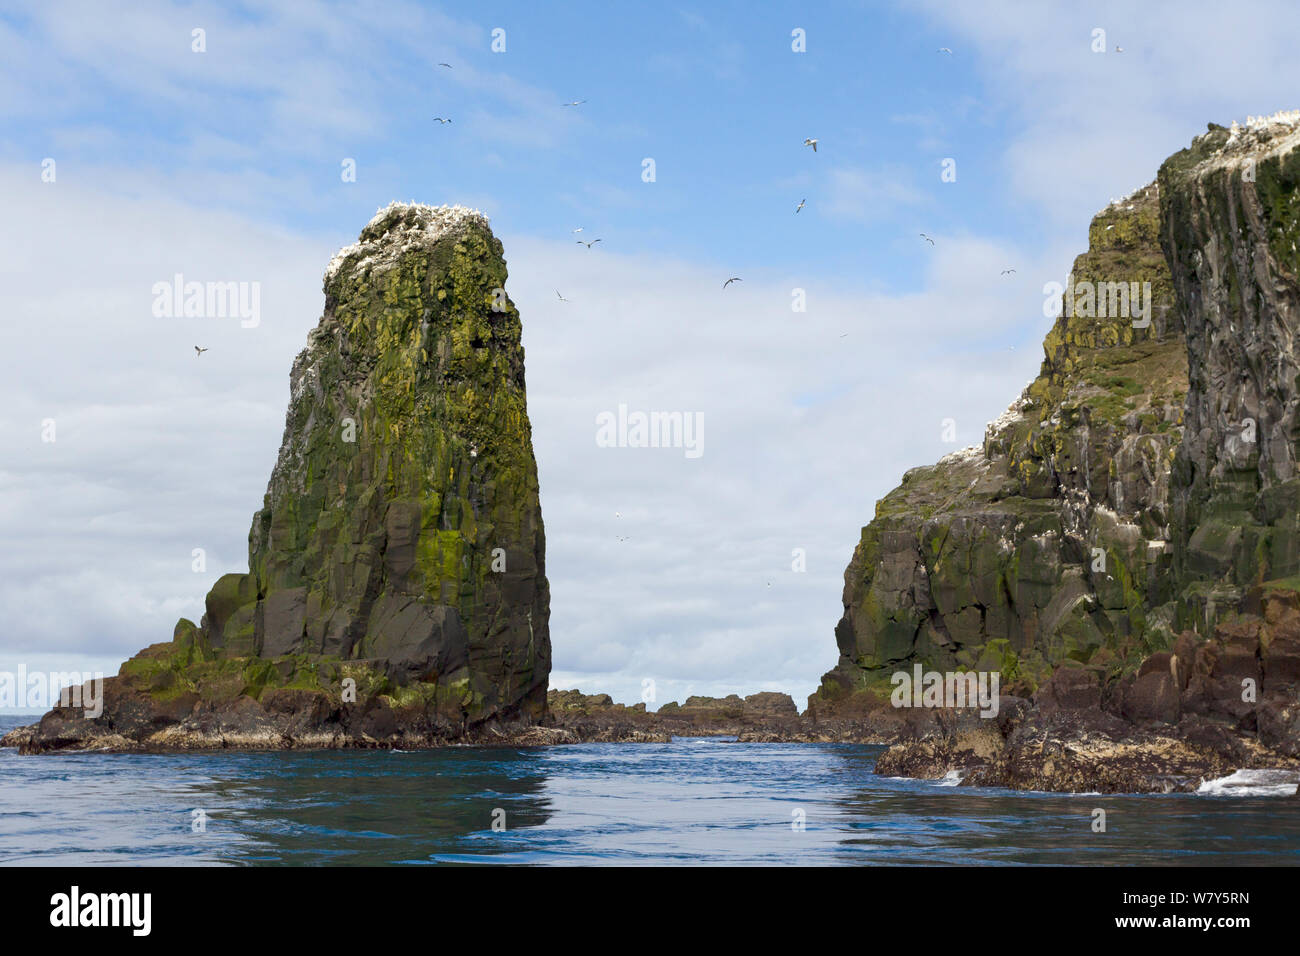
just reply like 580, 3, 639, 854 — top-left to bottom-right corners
1197, 768, 1300, 797
936, 769, 966, 787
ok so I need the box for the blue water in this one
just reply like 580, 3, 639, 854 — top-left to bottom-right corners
1, 717, 1297, 865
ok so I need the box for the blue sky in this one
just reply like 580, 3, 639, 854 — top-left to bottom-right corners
4, 0, 1300, 711
6, 2, 1022, 286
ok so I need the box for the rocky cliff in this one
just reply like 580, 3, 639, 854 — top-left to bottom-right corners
10, 202, 552, 751
1162, 114, 1300, 621
814, 180, 1186, 708
809, 113, 1300, 791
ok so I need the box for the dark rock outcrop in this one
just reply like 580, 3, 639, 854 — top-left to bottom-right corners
1162, 116, 1300, 618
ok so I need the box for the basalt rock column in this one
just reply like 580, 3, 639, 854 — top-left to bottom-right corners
1159, 113, 1300, 622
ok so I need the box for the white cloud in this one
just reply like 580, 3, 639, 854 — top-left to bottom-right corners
911, 0, 1300, 227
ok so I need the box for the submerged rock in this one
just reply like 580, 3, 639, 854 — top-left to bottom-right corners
9, 202, 552, 752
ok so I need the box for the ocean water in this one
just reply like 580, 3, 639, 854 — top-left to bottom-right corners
1, 716, 1297, 865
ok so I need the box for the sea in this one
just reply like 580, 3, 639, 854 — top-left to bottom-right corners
1, 715, 1297, 865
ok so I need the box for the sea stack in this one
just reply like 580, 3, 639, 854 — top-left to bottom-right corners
10, 202, 552, 751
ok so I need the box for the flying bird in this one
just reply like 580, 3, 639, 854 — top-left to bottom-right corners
572, 227, 583, 233
433, 117, 452, 124
562, 99, 587, 107
1001, 269, 1016, 275
1114, 46, 1124, 53
795, 198, 806, 213
723, 277, 742, 288
576, 238, 602, 248
803, 138, 818, 152
438, 62, 453, 68
556, 290, 568, 302
194, 346, 208, 357
938, 47, 953, 53
920, 233, 934, 245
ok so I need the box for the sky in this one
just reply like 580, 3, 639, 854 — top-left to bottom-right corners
3, 0, 1300, 712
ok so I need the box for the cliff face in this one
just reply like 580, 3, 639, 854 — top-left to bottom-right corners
189, 202, 551, 723
1160, 115, 1300, 623
813, 113, 1300, 787
815, 182, 1187, 708
814, 113, 1300, 713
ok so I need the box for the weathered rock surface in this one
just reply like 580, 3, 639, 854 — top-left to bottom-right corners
9, 203, 552, 752
815, 181, 1184, 710
814, 113, 1300, 792
874, 617, 1300, 793
1162, 114, 1300, 621
544, 690, 808, 742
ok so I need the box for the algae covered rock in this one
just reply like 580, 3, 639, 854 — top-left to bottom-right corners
231, 201, 551, 721
821, 113, 1300, 788
814, 182, 1186, 711
25, 202, 553, 749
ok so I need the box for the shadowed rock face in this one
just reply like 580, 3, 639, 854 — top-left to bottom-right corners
1160, 116, 1300, 621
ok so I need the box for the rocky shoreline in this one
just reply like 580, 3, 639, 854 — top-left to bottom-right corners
6, 639, 1298, 797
